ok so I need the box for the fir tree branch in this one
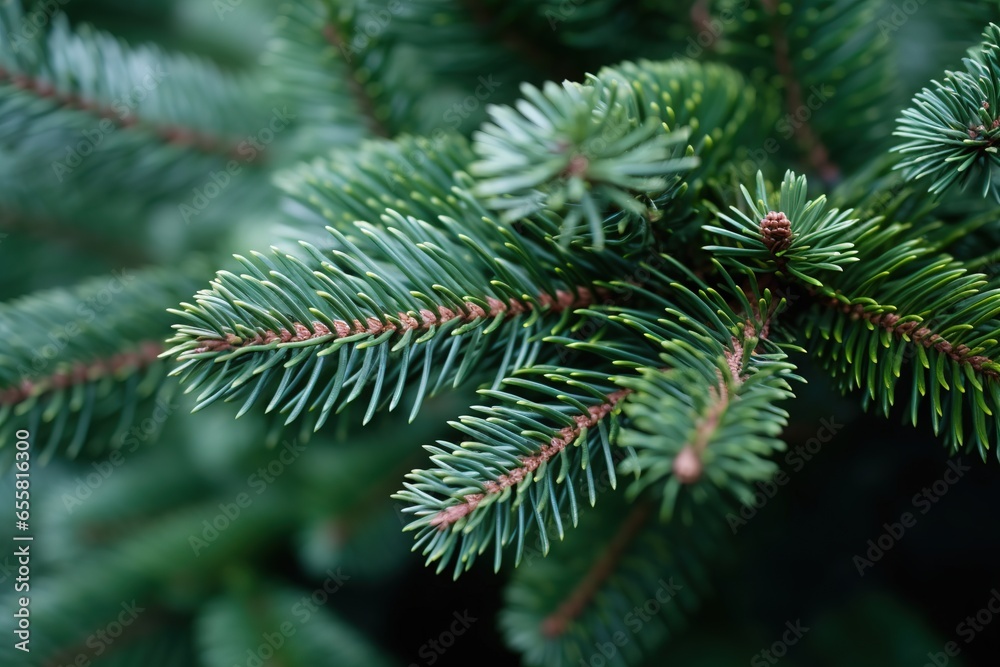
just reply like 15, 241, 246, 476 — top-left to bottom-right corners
395, 365, 636, 576
0, 5, 264, 162
819, 298, 1000, 381
0, 206, 151, 267
893, 23, 1000, 199
320, 21, 390, 138
0, 68, 247, 159
760, 2, 840, 183
0, 341, 162, 405
540, 500, 651, 638
455, 0, 578, 82
167, 209, 617, 429
429, 386, 631, 530
0, 263, 207, 466
189, 288, 597, 355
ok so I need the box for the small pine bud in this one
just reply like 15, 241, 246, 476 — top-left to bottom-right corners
760, 211, 792, 253
673, 445, 702, 484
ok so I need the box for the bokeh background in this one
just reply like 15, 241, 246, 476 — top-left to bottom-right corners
1, 1, 999, 665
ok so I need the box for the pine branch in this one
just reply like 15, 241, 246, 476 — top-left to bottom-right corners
469, 58, 767, 252
600, 259, 799, 518
760, 0, 840, 183
0, 263, 208, 467
820, 299, 1000, 381
704, 168, 1000, 457
539, 500, 651, 638
166, 211, 606, 429
429, 387, 630, 529
320, 21, 390, 138
803, 266, 1000, 457
893, 23, 1000, 200
471, 75, 696, 250
500, 491, 722, 667
198, 585, 394, 667
0, 67, 242, 159
617, 346, 797, 520
705, 170, 861, 286
395, 367, 633, 576
0, 2, 263, 157
0, 342, 163, 406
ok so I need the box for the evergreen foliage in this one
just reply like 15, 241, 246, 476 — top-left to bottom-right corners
2, 1, 1000, 665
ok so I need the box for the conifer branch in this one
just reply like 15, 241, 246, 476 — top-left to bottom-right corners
761, 2, 840, 183
893, 23, 1000, 199
456, 0, 577, 82
0, 6, 262, 162
0, 263, 207, 465
19, 5, 1000, 667
396, 366, 636, 576
540, 501, 651, 638
0, 68, 247, 159
190, 288, 597, 355
321, 21, 390, 138
0, 206, 151, 266
0, 341, 163, 405
821, 299, 1000, 381
429, 386, 631, 530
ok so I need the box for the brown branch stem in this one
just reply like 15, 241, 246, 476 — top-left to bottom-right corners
822, 299, 1000, 381
0, 342, 163, 405
321, 23, 390, 138
540, 501, 652, 637
0, 68, 247, 160
761, 3, 840, 183
429, 386, 632, 530
191, 288, 599, 354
